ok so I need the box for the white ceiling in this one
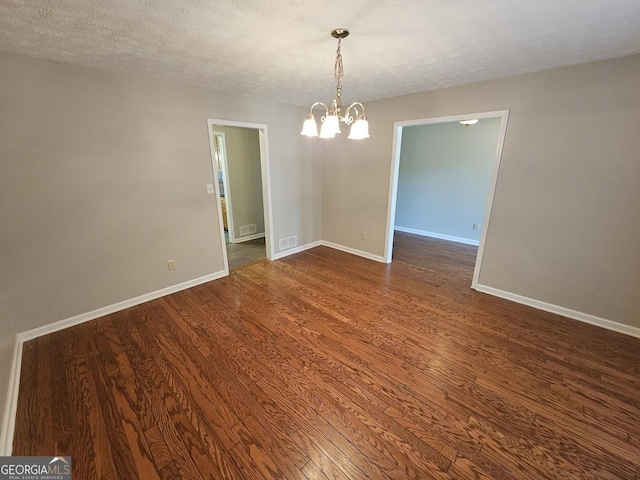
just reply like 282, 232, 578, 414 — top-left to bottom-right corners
1, 0, 639, 107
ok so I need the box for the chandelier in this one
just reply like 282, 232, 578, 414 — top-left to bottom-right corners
300, 28, 369, 140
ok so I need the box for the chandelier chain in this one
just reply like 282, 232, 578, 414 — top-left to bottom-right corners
334, 38, 344, 112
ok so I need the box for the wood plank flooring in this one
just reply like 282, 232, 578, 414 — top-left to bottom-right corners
13, 232, 640, 479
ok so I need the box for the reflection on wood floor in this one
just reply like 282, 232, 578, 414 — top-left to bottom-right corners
226, 236, 266, 270
13, 232, 640, 479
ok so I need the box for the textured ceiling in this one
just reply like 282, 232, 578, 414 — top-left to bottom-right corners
1, 0, 640, 107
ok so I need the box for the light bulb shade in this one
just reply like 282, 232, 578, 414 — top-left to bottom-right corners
459, 119, 479, 127
319, 121, 335, 138
300, 114, 319, 136
319, 115, 340, 138
324, 115, 341, 136
348, 116, 369, 140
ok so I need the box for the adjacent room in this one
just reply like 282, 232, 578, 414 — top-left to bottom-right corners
1, 1, 639, 478
393, 116, 504, 246
209, 122, 268, 270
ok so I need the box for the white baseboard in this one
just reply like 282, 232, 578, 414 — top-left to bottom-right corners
395, 226, 480, 246
19, 270, 228, 342
474, 284, 640, 339
272, 241, 322, 260
321, 241, 387, 264
271, 239, 387, 264
2, 269, 228, 455
232, 232, 265, 243
0, 336, 23, 455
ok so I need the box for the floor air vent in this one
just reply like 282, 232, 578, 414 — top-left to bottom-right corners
279, 236, 297, 250
239, 224, 257, 235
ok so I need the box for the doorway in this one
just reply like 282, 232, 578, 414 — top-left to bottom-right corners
207, 119, 274, 272
384, 110, 509, 287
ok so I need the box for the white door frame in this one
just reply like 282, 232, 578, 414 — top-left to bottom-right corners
383, 110, 510, 288
206, 119, 275, 268
211, 131, 237, 243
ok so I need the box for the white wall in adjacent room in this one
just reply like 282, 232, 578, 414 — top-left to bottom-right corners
395, 118, 502, 242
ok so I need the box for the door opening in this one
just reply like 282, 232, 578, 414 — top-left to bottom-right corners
383, 110, 509, 287
207, 119, 274, 273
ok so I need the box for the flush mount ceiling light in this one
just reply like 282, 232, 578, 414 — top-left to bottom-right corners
300, 29, 369, 140
459, 119, 479, 129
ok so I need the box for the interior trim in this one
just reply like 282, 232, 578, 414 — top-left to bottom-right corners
271, 241, 322, 260
474, 283, 640, 339
321, 241, 386, 263
0, 337, 22, 455
395, 226, 480, 246
232, 233, 266, 244
19, 270, 228, 342
383, 110, 510, 282
206, 119, 275, 265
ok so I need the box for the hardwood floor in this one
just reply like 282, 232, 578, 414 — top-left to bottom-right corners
13, 232, 640, 479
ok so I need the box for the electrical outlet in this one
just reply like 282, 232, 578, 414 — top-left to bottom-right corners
206, 184, 215, 195
361, 232, 366, 240
473, 223, 480, 231
167, 259, 177, 271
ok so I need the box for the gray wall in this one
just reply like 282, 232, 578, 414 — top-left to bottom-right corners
322, 54, 640, 327
395, 119, 501, 242
0, 52, 321, 333
214, 126, 265, 240
2, 50, 639, 335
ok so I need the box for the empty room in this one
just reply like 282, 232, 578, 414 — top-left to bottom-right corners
1, 1, 640, 478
